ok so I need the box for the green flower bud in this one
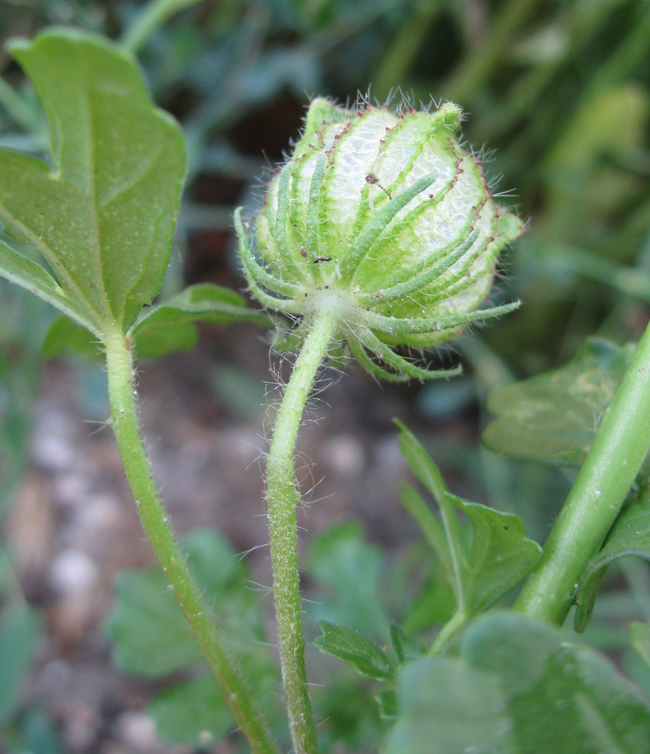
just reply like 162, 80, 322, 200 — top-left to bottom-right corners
236, 98, 523, 382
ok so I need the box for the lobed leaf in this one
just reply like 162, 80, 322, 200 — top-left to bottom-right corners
483, 338, 636, 467
106, 529, 267, 676
387, 611, 650, 754
398, 421, 542, 618
147, 674, 232, 745
449, 492, 543, 614
106, 530, 280, 745
306, 522, 389, 640
0, 29, 186, 336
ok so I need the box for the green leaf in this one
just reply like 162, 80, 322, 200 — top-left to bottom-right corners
483, 338, 636, 467
388, 623, 421, 665
129, 283, 270, 338
399, 484, 451, 574
314, 621, 395, 682
306, 522, 389, 640
0, 604, 41, 726
575, 484, 650, 632
106, 529, 258, 676
375, 690, 398, 720
387, 611, 650, 754
41, 315, 102, 359
397, 421, 542, 616
0, 239, 97, 335
148, 674, 232, 745
449, 492, 543, 614
106, 566, 200, 676
42, 283, 270, 360
0, 29, 186, 337
630, 622, 650, 670
401, 568, 455, 634
129, 283, 269, 358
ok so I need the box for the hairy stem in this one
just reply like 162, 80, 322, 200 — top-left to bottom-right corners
515, 320, 650, 624
266, 310, 339, 754
104, 330, 278, 754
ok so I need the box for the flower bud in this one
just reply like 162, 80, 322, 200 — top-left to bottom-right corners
236, 98, 523, 381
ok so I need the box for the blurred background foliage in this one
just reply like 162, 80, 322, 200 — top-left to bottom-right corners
1, 0, 650, 751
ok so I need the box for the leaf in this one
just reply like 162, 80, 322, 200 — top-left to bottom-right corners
388, 623, 421, 665
0, 239, 97, 335
387, 611, 650, 754
314, 621, 395, 682
449, 492, 543, 614
397, 421, 542, 616
0, 604, 41, 726
0, 29, 186, 337
106, 566, 200, 676
42, 284, 270, 360
105, 529, 266, 677
375, 690, 398, 720
401, 568, 455, 634
630, 622, 650, 670
148, 674, 232, 745
129, 283, 270, 337
41, 315, 102, 359
306, 522, 389, 640
575, 484, 650, 632
483, 338, 635, 467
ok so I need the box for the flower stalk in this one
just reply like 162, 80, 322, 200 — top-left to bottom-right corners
266, 310, 339, 754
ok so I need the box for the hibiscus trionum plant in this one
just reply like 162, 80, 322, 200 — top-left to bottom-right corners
4, 27, 650, 754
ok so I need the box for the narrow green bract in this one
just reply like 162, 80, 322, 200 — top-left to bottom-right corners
237, 97, 523, 380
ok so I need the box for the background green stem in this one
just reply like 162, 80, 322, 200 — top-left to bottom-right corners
266, 310, 338, 754
121, 0, 205, 53
104, 330, 278, 754
515, 320, 650, 624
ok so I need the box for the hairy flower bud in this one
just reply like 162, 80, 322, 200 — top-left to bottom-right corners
236, 98, 523, 381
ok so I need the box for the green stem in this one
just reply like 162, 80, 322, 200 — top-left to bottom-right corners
373, 0, 445, 100
121, 0, 205, 53
0, 77, 40, 133
417, 450, 467, 614
266, 309, 339, 754
442, 0, 542, 104
429, 609, 469, 656
515, 320, 650, 624
104, 330, 278, 754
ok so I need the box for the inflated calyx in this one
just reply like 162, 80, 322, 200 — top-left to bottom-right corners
236, 98, 523, 381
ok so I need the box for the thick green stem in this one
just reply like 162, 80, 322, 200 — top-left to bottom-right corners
104, 330, 278, 754
266, 310, 339, 754
515, 321, 650, 624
